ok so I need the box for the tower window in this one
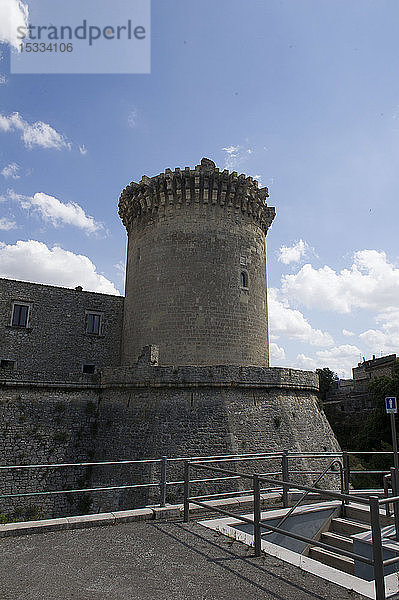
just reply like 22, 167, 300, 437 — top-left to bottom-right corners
240, 271, 249, 289
11, 303, 30, 327
82, 364, 96, 374
85, 312, 103, 335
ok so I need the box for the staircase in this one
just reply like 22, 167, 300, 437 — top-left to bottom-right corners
307, 504, 393, 575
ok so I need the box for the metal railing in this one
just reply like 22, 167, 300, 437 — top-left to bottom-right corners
0, 450, 396, 510
183, 460, 399, 600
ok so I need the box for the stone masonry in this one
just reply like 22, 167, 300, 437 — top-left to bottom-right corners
0, 158, 340, 518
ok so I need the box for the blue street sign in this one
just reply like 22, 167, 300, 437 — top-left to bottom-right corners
386, 397, 397, 414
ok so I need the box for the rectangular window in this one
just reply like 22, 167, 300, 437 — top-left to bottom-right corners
82, 364, 96, 374
1, 359, 15, 369
11, 303, 30, 327
86, 312, 103, 335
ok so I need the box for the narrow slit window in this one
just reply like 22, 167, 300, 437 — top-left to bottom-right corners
11, 303, 30, 327
240, 271, 249, 289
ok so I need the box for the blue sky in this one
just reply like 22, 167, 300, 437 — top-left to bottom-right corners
1, 0, 399, 377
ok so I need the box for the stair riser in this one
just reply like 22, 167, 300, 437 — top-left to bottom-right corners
331, 520, 369, 536
321, 533, 353, 553
309, 548, 354, 575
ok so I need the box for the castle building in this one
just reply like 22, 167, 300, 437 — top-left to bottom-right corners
0, 159, 339, 516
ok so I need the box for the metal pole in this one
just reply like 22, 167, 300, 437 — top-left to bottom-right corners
159, 456, 167, 507
253, 474, 261, 557
390, 414, 399, 469
183, 461, 190, 523
342, 451, 350, 498
370, 496, 386, 600
390, 468, 399, 541
282, 449, 289, 508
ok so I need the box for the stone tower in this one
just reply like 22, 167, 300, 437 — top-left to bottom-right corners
119, 158, 276, 367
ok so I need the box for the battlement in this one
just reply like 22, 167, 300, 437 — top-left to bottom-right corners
119, 157, 276, 234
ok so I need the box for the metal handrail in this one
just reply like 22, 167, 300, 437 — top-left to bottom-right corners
183, 460, 399, 600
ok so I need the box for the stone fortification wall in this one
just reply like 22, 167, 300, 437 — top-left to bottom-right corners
119, 158, 275, 367
0, 278, 124, 376
0, 365, 339, 518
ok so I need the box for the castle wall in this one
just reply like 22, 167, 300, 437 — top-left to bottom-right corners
0, 279, 124, 376
0, 366, 339, 518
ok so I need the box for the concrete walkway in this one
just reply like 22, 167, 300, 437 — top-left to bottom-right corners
0, 519, 368, 600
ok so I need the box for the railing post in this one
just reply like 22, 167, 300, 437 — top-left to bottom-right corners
370, 496, 386, 600
183, 461, 190, 523
391, 467, 399, 541
282, 449, 289, 508
253, 474, 261, 557
159, 456, 167, 507
342, 451, 350, 500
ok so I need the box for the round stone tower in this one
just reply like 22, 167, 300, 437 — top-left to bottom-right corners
119, 158, 275, 367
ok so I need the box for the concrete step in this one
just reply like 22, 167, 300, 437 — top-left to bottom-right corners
344, 504, 393, 527
309, 546, 354, 575
320, 531, 353, 553
330, 517, 370, 536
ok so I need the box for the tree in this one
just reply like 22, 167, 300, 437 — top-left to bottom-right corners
316, 367, 339, 403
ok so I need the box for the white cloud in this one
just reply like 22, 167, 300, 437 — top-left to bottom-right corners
0, 74, 8, 86
254, 174, 263, 186
0, 240, 119, 295
128, 109, 137, 128
359, 307, 399, 355
221, 144, 253, 171
79, 145, 88, 155
296, 344, 362, 377
0, 0, 29, 50
270, 342, 286, 363
282, 250, 399, 314
10, 190, 103, 235
278, 239, 310, 265
268, 288, 334, 347
0, 217, 17, 230
0, 112, 69, 150
1, 162, 20, 179
342, 329, 355, 337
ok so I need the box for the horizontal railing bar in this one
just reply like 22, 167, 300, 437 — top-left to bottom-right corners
188, 463, 254, 480
377, 495, 399, 505
167, 475, 242, 486
0, 459, 161, 470
256, 474, 369, 504
171, 452, 284, 462
383, 556, 399, 567
189, 487, 281, 501
187, 499, 255, 523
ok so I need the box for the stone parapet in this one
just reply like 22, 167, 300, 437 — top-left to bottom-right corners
119, 158, 275, 234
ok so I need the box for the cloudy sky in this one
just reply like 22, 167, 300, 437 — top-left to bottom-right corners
1, 0, 399, 377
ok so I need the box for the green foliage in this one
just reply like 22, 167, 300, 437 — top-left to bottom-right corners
316, 368, 339, 403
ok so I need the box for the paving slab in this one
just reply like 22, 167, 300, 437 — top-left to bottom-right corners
0, 518, 371, 600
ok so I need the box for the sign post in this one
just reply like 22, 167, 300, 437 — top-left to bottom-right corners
386, 397, 398, 468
